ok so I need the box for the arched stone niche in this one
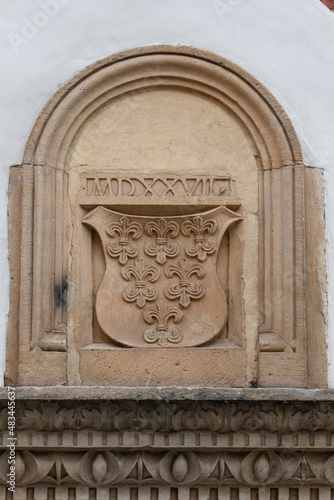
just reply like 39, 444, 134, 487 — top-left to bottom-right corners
6, 46, 327, 388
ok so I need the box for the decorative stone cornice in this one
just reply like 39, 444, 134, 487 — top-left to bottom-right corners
1, 450, 334, 488
1, 386, 334, 401
1, 399, 334, 434
1, 390, 334, 495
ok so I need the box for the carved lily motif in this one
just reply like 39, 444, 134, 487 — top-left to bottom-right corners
106, 216, 142, 264
164, 258, 205, 308
182, 216, 217, 261
122, 258, 160, 308
143, 301, 183, 347
144, 218, 180, 264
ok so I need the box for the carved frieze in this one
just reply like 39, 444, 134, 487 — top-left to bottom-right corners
2, 449, 334, 487
3, 400, 334, 433
1, 396, 334, 495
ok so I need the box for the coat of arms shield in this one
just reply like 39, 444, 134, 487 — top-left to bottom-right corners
83, 206, 241, 347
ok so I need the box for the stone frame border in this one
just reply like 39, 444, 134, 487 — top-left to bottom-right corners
6, 45, 327, 387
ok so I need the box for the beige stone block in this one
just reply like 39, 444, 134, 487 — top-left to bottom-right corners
80, 348, 247, 387
19, 351, 66, 386
305, 167, 327, 387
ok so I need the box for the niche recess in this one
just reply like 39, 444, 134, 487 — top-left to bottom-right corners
6, 46, 327, 388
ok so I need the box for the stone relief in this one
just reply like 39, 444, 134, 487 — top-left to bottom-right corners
6, 45, 327, 387
3, 44, 330, 500
164, 259, 205, 308
82, 204, 241, 348
2, 449, 334, 487
122, 258, 160, 307
2, 398, 334, 494
4, 400, 334, 433
144, 218, 180, 264
83, 174, 233, 199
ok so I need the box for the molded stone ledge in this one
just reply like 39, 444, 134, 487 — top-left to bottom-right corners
1, 386, 334, 401
2, 388, 334, 494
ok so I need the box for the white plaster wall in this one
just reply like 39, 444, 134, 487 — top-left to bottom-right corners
0, 0, 334, 386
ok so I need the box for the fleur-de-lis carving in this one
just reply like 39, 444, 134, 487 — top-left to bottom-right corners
182, 216, 217, 261
144, 219, 179, 264
143, 301, 183, 347
164, 258, 205, 308
106, 216, 142, 264
122, 258, 160, 308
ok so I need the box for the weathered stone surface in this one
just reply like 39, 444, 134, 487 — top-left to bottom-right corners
6, 46, 327, 390
2, 449, 334, 488
1, 395, 334, 496
2, 386, 334, 402
2, 394, 334, 432
82, 205, 241, 348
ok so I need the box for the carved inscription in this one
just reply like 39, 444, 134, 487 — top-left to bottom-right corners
82, 206, 242, 348
84, 175, 232, 198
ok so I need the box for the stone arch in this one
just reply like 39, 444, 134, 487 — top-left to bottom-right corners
7, 46, 326, 388
23, 46, 301, 170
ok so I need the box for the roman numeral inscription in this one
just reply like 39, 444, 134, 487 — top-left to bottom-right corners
80, 174, 239, 206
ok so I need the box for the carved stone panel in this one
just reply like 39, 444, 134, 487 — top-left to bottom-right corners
82, 205, 241, 348
6, 46, 327, 387
74, 165, 245, 384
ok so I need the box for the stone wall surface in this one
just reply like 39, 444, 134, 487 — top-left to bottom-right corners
1, 1, 334, 497
1, 0, 334, 386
